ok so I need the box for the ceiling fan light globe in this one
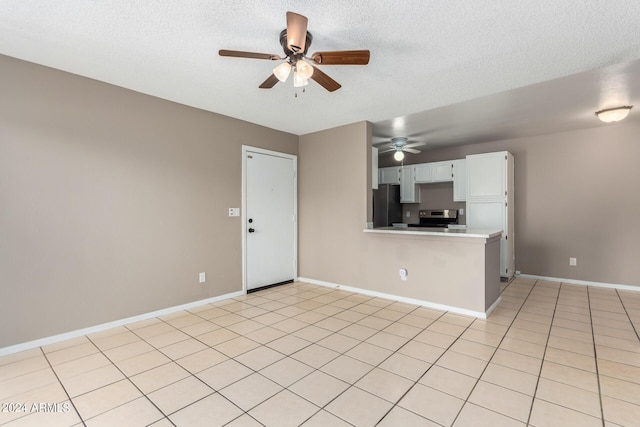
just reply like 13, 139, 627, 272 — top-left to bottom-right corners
394, 151, 405, 161
296, 60, 314, 80
293, 71, 309, 87
273, 62, 292, 82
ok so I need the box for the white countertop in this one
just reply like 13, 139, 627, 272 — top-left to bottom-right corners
364, 226, 503, 239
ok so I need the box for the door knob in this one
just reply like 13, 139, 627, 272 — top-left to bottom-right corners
248, 228, 255, 233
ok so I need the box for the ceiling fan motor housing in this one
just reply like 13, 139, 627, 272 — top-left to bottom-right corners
279, 30, 313, 59
391, 136, 408, 149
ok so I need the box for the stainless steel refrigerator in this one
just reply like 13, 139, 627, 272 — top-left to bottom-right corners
373, 184, 402, 227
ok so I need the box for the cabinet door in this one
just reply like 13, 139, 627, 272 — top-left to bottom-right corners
379, 166, 400, 184
467, 200, 508, 275
466, 152, 506, 198
400, 167, 420, 203
372, 147, 379, 190
432, 161, 454, 182
413, 163, 432, 183
453, 159, 467, 202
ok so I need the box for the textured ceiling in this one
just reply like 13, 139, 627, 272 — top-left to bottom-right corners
1, 1, 640, 140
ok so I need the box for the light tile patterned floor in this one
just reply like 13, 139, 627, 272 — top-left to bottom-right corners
1, 278, 640, 426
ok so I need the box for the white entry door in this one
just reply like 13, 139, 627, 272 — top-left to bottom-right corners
244, 147, 297, 291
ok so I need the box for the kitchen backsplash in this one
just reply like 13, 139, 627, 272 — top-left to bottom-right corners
402, 182, 466, 224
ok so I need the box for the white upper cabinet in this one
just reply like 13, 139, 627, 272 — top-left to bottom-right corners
411, 161, 453, 184
453, 159, 467, 202
413, 163, 432, 183
379, 166, 401, 184
466, 152, 507, 199
400, 166, 420, 203
431, 161, 454, 182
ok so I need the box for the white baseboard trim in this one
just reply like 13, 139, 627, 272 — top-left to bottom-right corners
517, 274, 640, 292
0, 290, 244, 357
297, 277, 493, 319
485, 295, 503, 317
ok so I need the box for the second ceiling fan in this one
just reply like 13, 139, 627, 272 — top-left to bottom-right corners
378, 137, 426, 161
219, 12, 370, 92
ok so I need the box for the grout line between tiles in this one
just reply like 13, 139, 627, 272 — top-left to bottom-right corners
524, 281, 561, 425
589, 286, 609, 427
615, 289, 640, 342
39, 346, 87, 427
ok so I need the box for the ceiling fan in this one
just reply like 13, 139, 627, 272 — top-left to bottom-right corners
378, 137, 426, 161
219, 11, 370, 92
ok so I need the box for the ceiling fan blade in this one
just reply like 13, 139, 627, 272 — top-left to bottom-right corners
311, 50, 370, 65
310, 66, 341, 92
259, 74, 279, 89
379, 148, 396, 154
372, 141, 392, 147
404, 142, 426, 149
286, 12, 308, 53
219, 49, 281, 60
404, 148, 421, 154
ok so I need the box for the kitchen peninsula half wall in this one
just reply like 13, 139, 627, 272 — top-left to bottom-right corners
364, 227, 503, 317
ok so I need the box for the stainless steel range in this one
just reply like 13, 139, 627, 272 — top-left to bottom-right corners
408, 209, 459, 228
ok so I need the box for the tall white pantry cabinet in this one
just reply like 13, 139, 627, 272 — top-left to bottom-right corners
466, 151, 515, 279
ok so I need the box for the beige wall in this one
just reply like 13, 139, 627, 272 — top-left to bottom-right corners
298, 122, 370, 287
0, 55, 297, 348
379, 122, 640, 287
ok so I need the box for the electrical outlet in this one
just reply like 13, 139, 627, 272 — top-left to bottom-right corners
228, 208, 240, 217
399, 268, 408, 281
199, 272, 206, 283
569, 257, 577, 267
406, 211, 411, 217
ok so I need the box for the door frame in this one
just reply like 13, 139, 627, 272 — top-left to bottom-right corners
241, 145, 298, 293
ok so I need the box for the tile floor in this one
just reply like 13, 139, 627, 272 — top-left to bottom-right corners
1, 278, 640, 426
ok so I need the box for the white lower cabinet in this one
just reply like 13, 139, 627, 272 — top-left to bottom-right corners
467, 199, 508, 273
400, 166, 420, 203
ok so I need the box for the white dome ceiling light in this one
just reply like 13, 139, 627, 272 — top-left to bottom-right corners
595, 106, 633, 123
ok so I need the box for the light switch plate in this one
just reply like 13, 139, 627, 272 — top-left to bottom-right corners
229, 208, 240, 217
